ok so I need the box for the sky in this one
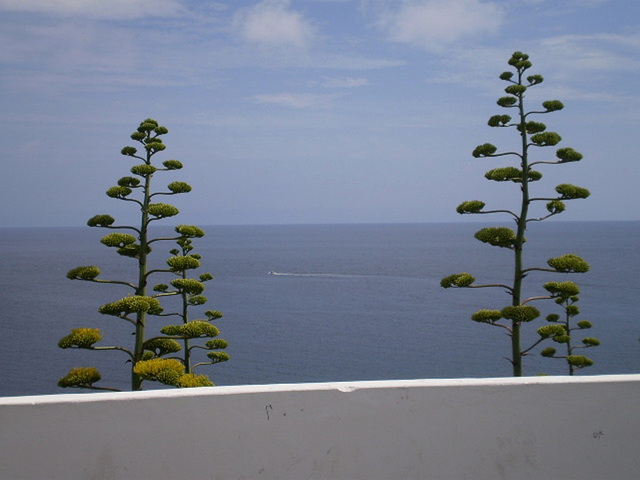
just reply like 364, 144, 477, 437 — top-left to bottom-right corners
0, 0, 638, 227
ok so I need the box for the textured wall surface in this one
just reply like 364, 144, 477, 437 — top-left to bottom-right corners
1, 375, 639, 480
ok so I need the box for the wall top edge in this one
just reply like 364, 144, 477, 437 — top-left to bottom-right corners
2, 374, 639, 406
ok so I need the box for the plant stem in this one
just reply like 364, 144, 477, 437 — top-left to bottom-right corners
132, 140, 153, 391
182, 271, 191, 374
512, 67, 530, 377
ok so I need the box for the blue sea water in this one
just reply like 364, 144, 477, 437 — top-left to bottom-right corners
0, 221, 638, 397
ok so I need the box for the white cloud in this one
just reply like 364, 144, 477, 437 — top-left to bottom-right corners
0, 17, 212, 94
311, 54, 405, 70
251, 93, 335, 108
518, 32, 640, 103
421, 30, 640, 106
539, 33, 640, 72
235, 0, 316, 48
319, 76, 370, 88
378, 0, 504, 50
565, 0, 612, 7
0, 0, 186, 19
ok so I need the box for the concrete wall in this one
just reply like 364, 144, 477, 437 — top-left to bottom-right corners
1, 375, 639, 480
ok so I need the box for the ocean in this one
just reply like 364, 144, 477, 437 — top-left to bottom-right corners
1, 221, 638, 397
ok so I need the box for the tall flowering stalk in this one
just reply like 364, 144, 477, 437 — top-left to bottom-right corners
541, 288, 599, 375
441, 52, 594, 376
58, 119, 228, 391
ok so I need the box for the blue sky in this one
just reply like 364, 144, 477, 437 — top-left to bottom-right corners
1, 0, 638, 227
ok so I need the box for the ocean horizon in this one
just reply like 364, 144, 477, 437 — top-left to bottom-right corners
1, 220, 638, 397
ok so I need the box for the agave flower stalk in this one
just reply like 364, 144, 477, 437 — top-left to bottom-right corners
441, 52, 591, 376
58, 119, 228, 391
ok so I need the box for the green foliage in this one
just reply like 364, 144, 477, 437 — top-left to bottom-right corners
176, 373, 214, 388
530, 132, 561, 146
100, 233, 136, 248
145, 141, 166, 153
456, 200, 485, 214
547, 254, 590, 273
145, 222, 229, 381
207, 351, 230, 364
501, 305, 540, 323
99, 296, 163, 317
58, 328, 103, 349
507, 51, 531, 69
543, 281, 580, 298
163, 160, 183, 170
472, 143, 497, 157
175, 224, 205, 238
542, 293, 598, 374
441, 272, 475, 288
147, 203, 179, 218
488, 115, 511, 127
556, 148, 583, 163
537, 324, 566, 340
121, 146, 138, 156
543, 100, 564, 112
527, 74, 543, 85
188, 295, 208, 305
521, 121, 546, 134
131, 164, 157, 176
67, 266, 101, 280
58, 367, 102, 389
546, 200, 566, 215
166, 255, 201, 272
206, 310, 223, 320
133, 358, 184, 386
474, 227, 519, 249
484, 167, 542, 183
171, 278, 205, 295
567, 355, 594, 368
484, 167, 522, 182
556, 184, 590, 200
471, 309, 502, 324
118, 176, 141, 187
143, 338, 182, 356
87, 214, 115, 227
106, 186, 132, 199
167, 181, 192, 194
505, 84, 527, 96
497, 96, 517, 108
161, 321, 220, 339
441, 52, 591, 376
58, 119, 228, 391
206, 338, 228, 349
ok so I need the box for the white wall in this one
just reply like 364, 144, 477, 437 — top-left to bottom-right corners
1, 375, 639, 480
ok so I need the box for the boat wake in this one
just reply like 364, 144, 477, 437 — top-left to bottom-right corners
267, 271, 362, 278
